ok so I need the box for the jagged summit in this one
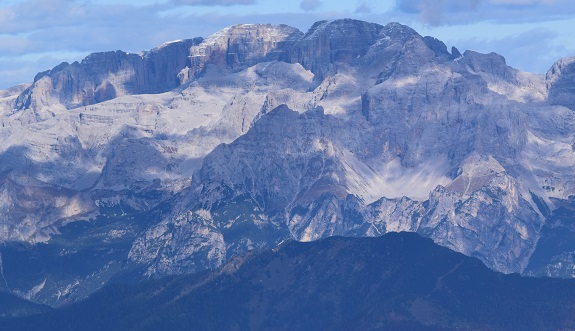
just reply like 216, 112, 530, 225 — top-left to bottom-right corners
380, 21, 419, 40
11, 19, 520, 114
181, 23, 303, 83
299, 18, 383, 41
546, 56, 575, 110
290, 19, 383, 75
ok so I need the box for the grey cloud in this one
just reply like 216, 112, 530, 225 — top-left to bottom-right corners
395, 0, 575, 25
300, 0, 322, 11
396, 0, 482, 26
172, 0, 256, 5
0, 1, 196, 55
0, 0, 84, 34
354, 1, 372, 14
397, 0, 480, 14
0, 35, 31, 56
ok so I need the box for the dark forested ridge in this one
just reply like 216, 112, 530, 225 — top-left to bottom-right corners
3, 232, 575, 330
0, 292, 52, 318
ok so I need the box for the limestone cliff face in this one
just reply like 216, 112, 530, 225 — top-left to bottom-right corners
458, 50, 516, 81
547, 56, 575, 110
180, 24, 303, 83
15, 38, 202, 111
290, 19, 384, 76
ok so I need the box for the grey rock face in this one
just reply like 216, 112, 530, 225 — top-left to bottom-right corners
167, 100, 541, 273
547, 56, 575, 110
290, 19, 384, 76
192, 106, 341, 211
361, 66, 527, 168
0, 172, 95, 243
128, 210, 226, 277
15, 38, 202, 111
181, 24, 303, 83
459, 50, 516, 81
422, 36, 452, 60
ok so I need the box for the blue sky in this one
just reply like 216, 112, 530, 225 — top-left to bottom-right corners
1, 0, 575, 89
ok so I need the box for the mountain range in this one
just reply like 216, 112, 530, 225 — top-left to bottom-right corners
0, 18, 574, 307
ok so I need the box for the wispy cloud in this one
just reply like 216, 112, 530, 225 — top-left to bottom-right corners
300, 0, 322, 12
395, 0, 575, 25
0, 0, 89, 34
0, 0, 190, 50
354, 1, 372, 14
172, 0, 256, 6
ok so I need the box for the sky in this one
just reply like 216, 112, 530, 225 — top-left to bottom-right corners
1, 0, 575, 89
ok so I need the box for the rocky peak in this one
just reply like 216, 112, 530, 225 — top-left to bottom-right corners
358, 22, 442, 85
290, 19, 384, 75
299, 18, 383, 40
451, 46, 462, 58
79, 50, 139, 76
378, 22, 420, 42
458, 50, 516, 81
546, 56, 575, 110
181, 24, 303, 82
422, 36, 453, 60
